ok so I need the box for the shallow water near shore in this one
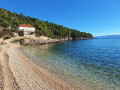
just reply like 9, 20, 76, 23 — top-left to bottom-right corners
20, 38, 120, 90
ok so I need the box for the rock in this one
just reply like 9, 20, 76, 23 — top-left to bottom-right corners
20, 39, 25, 45
19, 38, 64, 45
0, 38, 3, 44
11, 32, 19, 37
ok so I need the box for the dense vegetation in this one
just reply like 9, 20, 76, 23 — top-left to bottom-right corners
0, 8, 93, 39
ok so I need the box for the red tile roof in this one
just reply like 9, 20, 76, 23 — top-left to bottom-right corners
19, 24, 35, 28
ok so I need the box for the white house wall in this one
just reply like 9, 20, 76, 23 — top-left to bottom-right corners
18, 27, 35, 32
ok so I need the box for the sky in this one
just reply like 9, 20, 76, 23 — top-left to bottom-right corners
0, 0, 120, 36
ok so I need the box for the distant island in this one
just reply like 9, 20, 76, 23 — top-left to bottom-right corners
0, 8, 93, 40
95, 35, 120, 39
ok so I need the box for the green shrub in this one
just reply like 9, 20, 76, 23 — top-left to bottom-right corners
3, 36, 11, 40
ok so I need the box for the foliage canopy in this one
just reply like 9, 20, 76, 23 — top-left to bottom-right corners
0, 8, 93, 39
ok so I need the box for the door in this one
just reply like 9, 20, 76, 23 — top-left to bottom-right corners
19, 31, 24, 36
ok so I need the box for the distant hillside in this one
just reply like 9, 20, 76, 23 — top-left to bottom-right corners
0, 8, 93, 39
95, 35, 120, 39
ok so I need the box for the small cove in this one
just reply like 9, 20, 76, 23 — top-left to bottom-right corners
20, 38, 120, 90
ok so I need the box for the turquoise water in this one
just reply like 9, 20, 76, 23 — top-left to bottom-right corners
20, 38, 120, 90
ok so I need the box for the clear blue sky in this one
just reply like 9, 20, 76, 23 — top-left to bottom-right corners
0, 0, 120, 36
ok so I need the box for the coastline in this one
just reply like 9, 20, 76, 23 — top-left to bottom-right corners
1, 37, 117, 90
0, 35, 96, 90
0, 38, 80, 90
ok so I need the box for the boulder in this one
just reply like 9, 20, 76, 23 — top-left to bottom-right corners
11, 32, 19, 37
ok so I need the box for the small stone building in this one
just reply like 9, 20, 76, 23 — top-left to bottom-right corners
17, 24, 35, 36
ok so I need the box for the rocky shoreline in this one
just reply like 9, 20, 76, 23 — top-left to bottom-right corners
19, 38, 93, 46
0, 35, 94, 46
19, 38, 63, 46
10, 35, 93, 46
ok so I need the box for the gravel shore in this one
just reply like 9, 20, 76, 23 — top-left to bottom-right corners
0, 40, 77, 90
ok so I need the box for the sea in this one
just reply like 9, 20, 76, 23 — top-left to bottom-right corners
20, 38, 120, 90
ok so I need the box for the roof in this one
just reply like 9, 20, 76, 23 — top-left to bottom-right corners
19, 24, 35, 28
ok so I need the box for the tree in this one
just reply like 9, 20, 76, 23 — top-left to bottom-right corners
0, 8, 93, 39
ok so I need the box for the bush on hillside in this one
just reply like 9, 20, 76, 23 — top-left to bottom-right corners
3, 36, 11, 40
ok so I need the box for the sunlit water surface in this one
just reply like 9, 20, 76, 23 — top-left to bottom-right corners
20, 38, 120, 90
